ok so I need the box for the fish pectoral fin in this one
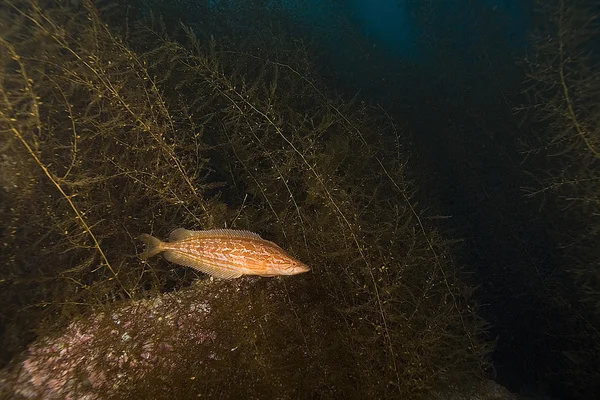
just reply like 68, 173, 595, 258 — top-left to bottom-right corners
164, 251, 243, 279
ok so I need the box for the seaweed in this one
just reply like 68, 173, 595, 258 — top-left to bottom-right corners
0, 0, 491, 398
521, 0, 600, 395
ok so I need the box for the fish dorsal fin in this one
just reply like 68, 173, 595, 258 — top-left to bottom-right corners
163, 251, 243, 279
169, 228, 263, 242
168, 228, 195, 242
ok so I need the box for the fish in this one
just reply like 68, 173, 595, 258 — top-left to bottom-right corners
138, 228, 311, 279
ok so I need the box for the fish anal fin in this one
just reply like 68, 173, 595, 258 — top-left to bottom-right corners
164, 251, 243, 279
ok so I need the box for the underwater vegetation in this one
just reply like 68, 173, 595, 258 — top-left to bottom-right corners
521, 0, 600, 395
0, 0, 492, 398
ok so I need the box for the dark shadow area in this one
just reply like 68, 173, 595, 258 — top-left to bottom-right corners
300, 0, 599, 398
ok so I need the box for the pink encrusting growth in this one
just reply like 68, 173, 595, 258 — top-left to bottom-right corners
0, 288, 215, 399
138, 228, 311, 279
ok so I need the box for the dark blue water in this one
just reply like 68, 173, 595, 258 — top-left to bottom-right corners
265, 1, 592, 399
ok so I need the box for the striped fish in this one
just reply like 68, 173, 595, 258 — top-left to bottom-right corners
138, 228, 310, 279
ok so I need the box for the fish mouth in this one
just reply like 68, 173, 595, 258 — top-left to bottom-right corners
295, 265, 311, 274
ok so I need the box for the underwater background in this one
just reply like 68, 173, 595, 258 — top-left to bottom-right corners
0, 0, 599, 399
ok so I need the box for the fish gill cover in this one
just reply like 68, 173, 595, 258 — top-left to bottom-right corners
0, 0, 491, 398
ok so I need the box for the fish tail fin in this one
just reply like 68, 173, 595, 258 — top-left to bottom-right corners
138, 234, 165, 260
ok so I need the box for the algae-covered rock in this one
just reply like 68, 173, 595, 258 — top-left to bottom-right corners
0, 277, 347, 399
